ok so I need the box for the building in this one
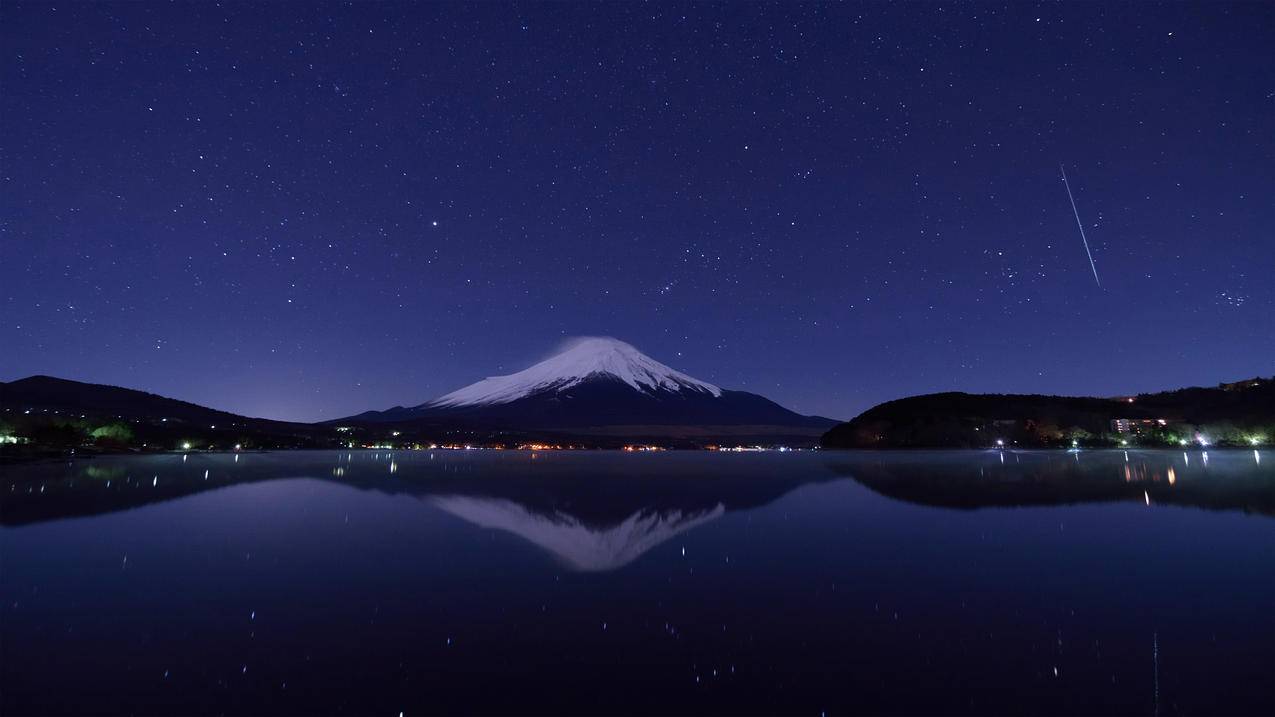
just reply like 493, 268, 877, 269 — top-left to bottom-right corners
1112, 418, 1169, 435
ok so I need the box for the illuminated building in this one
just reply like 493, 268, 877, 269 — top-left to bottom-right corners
1112, 418, 1170, 435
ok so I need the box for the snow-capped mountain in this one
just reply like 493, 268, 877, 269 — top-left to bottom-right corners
428, 337, 722, 408
343, 337, 836, 439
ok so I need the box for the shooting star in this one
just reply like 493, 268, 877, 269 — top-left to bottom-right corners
1060, 164, 1102, 288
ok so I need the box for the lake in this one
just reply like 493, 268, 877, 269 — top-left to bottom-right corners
2, 449, 1272, 715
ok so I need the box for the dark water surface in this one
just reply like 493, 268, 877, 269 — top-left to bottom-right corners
3, 449, 1272, 715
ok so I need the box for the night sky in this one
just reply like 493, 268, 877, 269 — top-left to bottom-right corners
2, 3, 1271, 422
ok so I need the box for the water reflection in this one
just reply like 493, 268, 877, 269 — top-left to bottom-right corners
432, 496, 725, 571
3, 449, 1274, 716
833, 449, 1274, 517
1, 451, 839, 569
4, 450, 1273, 535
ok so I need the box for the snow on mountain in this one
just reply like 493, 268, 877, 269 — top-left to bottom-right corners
425, 336, 722, 409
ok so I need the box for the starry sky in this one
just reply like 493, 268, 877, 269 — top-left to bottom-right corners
2, 2, 1272, 422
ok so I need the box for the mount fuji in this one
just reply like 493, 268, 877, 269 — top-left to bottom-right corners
341, 337, 836, 441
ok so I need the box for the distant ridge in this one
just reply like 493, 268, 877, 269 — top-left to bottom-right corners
820, 377, 1275, 449
4, 372, 1270, 452
0, 375, 290, 426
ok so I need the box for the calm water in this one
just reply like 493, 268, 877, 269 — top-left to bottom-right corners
2, 449, 1272, 716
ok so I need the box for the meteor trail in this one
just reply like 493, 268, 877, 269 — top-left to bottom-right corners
1060, 164, 1102, 288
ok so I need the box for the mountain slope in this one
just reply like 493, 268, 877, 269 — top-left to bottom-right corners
429, 336, 721, 408
341, 337, 836, 437
0, 375, 339, 452
0, 375, 285, 426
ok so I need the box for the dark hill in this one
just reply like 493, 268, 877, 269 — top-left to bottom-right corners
0, 375, 329, 452
821, 377, 1275, 449
1, 375, 282, 426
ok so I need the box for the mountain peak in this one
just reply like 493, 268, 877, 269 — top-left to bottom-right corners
426, 336, 722, 409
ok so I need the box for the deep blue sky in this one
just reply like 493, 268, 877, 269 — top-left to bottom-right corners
2, 2, 1271, 422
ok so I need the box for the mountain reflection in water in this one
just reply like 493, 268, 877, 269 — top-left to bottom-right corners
431, 495, 725, 571
2, 449, 1270, 571
2, 451, 833, 571
3, 449, 1273, 716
